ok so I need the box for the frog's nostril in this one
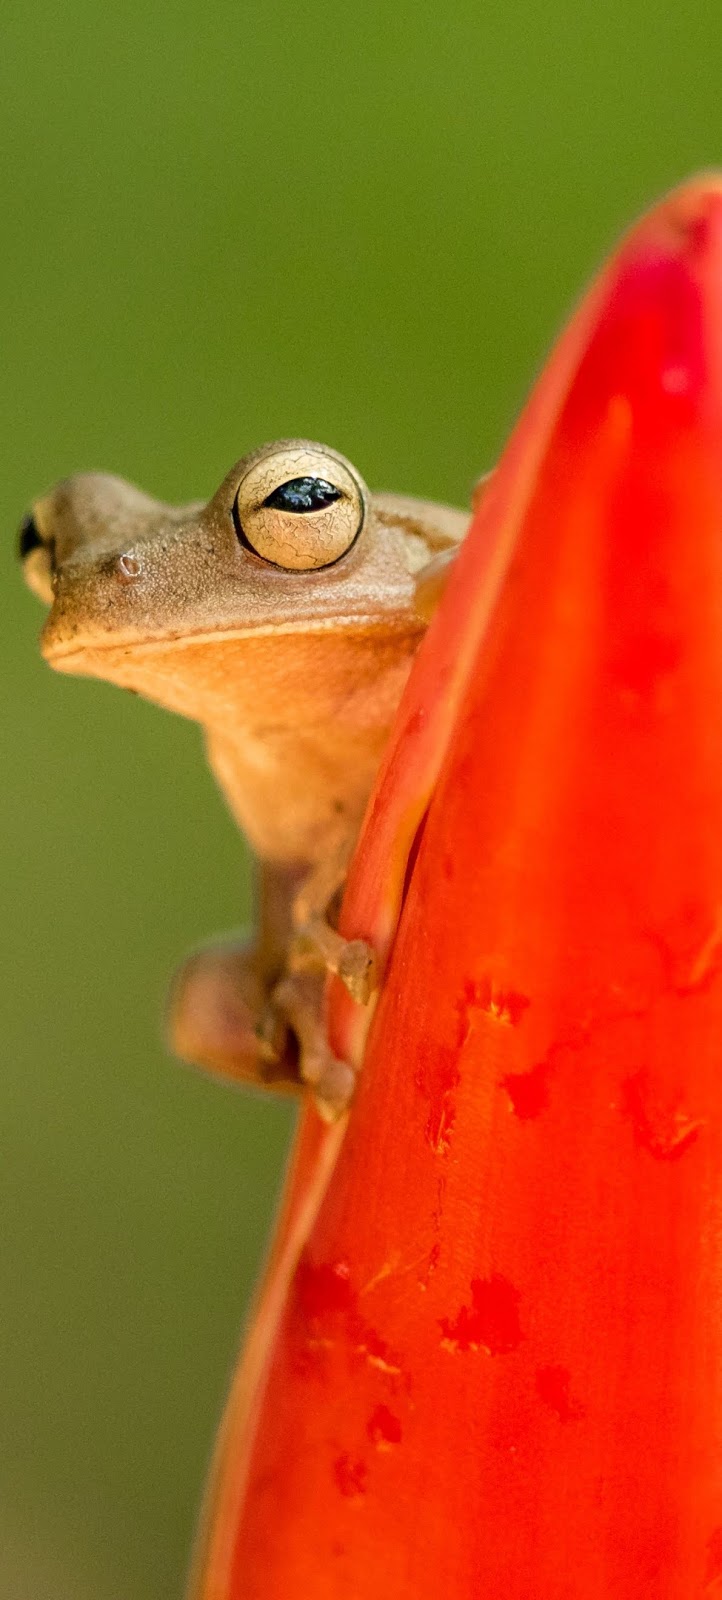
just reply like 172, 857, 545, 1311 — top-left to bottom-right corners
18, 512, 44, 561
116, 552, 143, 581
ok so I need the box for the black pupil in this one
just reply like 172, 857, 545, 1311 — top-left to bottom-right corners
263, 476, 342, 514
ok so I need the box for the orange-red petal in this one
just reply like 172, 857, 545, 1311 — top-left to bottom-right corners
194, 175, 722, 1599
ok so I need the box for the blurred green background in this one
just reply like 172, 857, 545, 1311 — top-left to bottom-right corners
1, 2, 719, 1594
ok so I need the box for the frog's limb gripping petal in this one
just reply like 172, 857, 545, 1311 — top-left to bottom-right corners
168, 936, 301, 1095
335, 935, 378, 1003
271, 971, 356, 1120
291, 845, 378, 1005
292, 918, 378, 1005
169, 935, 357, 1116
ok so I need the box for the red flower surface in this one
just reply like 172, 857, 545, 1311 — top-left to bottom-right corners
191, 176, 722, 1598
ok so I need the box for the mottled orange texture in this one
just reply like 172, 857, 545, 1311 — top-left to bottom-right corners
191, 175, 722, 1598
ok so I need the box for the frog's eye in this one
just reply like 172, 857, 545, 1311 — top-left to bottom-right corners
18, 511, 56, 604
233, 444, 366, 571
263, 477, 342, 514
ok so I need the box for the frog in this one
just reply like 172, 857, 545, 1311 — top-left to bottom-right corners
20, 439, 470, 1117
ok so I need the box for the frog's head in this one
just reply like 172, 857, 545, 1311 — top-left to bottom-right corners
19, 439, 468, 733
21, 441, 374, 651
23, 439, 465, 664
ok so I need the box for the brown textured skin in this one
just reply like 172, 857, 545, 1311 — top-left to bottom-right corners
23, 440, 470, 1103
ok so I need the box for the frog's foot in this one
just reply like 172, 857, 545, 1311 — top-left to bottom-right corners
337, 936, 377, 1004
291, 850, 378, 1006
270, 971, 357, 1120
293, 917, 378, 1006
168, 937, 301, 1095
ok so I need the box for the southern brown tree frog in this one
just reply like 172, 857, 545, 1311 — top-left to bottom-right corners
20, 440, 469, 1116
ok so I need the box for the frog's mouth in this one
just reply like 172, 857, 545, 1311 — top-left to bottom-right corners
41, 607, 417, 671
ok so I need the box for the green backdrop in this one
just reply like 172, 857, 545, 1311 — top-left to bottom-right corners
1, 3, 719, 1595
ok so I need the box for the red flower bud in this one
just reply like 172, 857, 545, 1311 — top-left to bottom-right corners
193, 176, 722, 1599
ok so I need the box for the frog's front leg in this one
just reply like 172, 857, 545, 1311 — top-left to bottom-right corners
169, 936, 359, 1119
168, 859, 366, 1117
270, 966, 356, 1119
276, 843, 379, 1116
290, 844, 378, 1006
169, 861, 300, 1095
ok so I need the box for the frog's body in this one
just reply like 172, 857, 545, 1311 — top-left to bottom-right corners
21, 440, 469, 1114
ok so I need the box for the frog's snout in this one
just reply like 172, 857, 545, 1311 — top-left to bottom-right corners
18, 470, 170, 642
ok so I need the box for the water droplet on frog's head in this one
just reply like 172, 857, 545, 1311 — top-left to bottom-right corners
116, 552, 142, 581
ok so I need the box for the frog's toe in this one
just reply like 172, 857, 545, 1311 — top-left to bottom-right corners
311, 1056, 358, 1121
271, 970, 358, 1117
337, 937, 378, 1005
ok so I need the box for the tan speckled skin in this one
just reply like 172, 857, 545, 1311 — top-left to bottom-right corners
24, 441, 469, 1101
33, 441, 468, 866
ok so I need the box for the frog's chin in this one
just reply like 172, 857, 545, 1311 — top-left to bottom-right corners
38, 632, 208, 722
